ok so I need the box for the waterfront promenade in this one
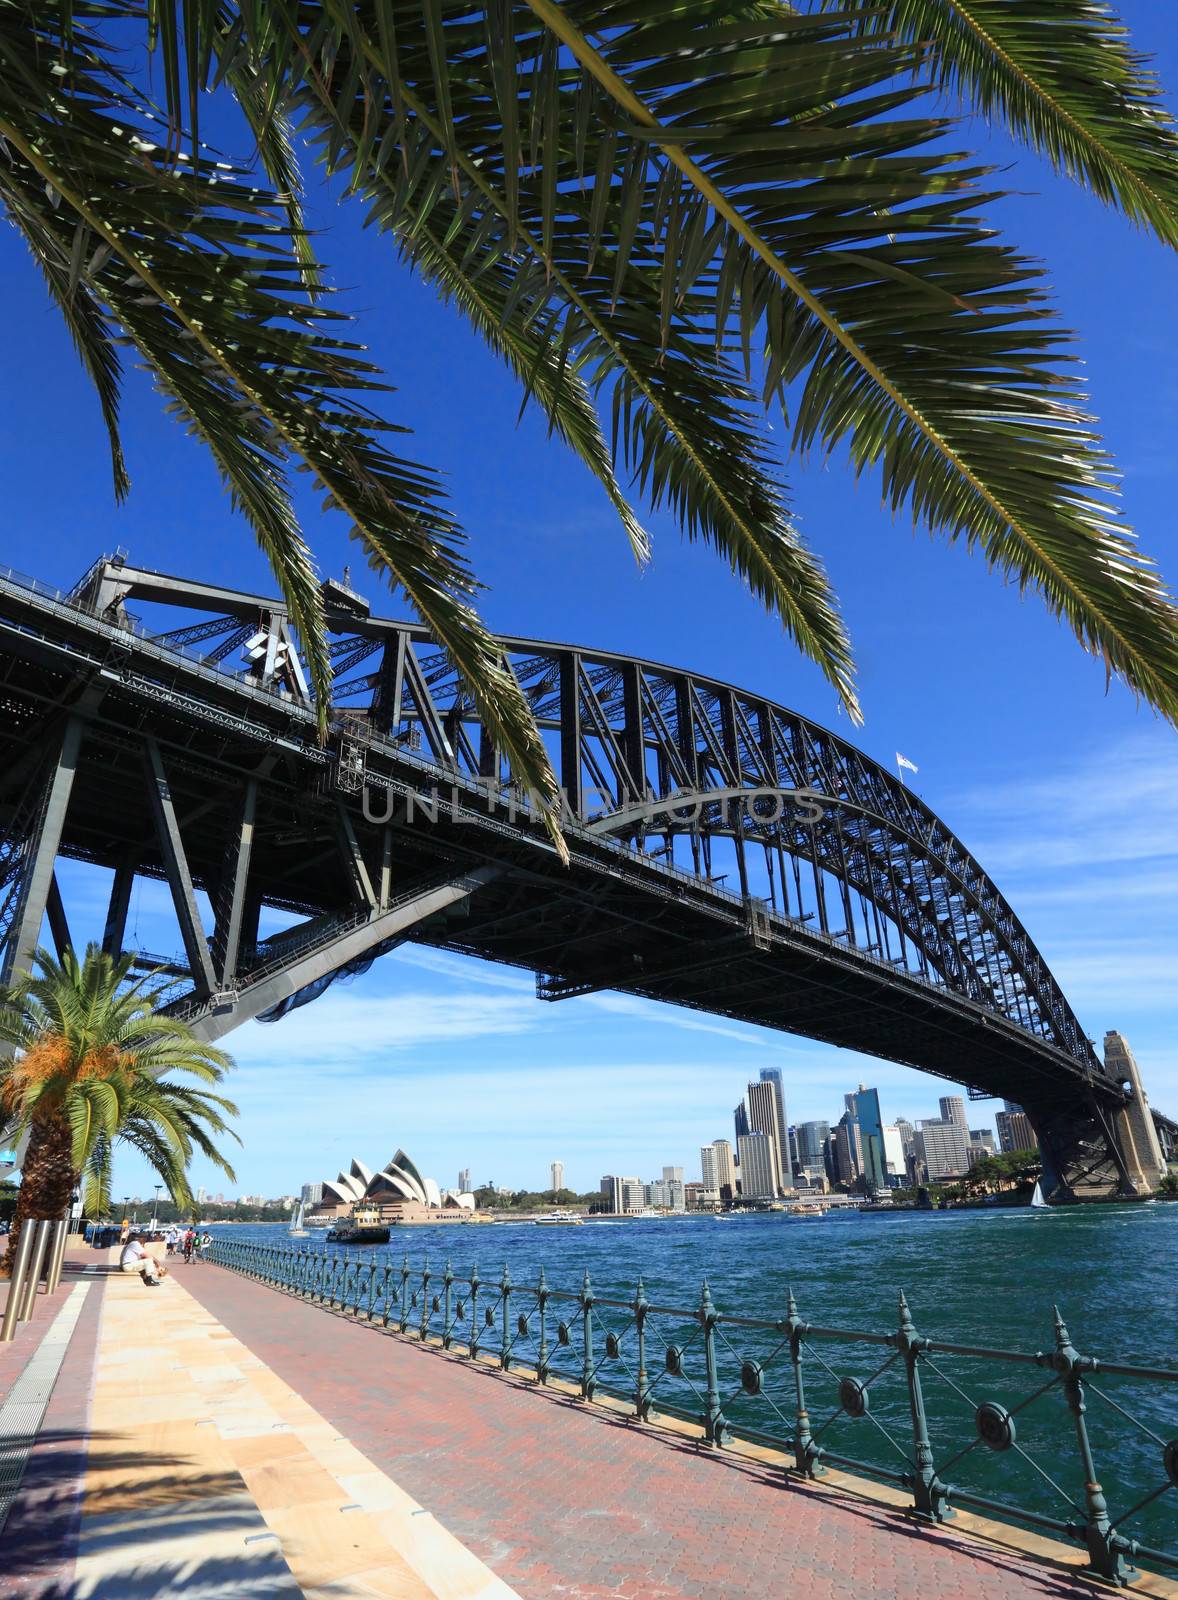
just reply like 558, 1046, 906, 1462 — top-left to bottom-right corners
1, 1251, 1175, 1599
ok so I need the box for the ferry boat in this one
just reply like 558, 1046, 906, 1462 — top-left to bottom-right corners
327, 1205, 391, 1244
534, 1211, 584, 1226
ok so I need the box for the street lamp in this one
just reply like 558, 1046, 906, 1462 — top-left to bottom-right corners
121, 1195, 130, 1222
150, 1184, 162, 1232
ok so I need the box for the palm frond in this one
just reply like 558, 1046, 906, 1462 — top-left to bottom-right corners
819, 0, 1178, 250
1, 6, 561, 826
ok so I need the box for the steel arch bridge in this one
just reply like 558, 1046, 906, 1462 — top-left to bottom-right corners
0, 556, 1171, 1201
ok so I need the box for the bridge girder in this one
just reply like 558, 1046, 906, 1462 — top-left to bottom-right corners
0, 555, 1166, 1202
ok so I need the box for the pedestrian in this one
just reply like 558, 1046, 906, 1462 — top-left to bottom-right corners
182, 1227, 195, 1263
119, 1231, 165, 1286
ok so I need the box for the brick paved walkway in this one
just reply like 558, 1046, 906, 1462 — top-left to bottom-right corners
179, 1264, 1149, 1600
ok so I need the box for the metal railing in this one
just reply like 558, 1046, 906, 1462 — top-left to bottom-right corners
0, 1218, 70, 1341
208, 1237, 1177, 1585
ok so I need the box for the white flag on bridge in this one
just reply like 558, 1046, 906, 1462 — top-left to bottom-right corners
896, 752, 919, 780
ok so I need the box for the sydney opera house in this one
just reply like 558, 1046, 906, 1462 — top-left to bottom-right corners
310, 1150, 474, 1225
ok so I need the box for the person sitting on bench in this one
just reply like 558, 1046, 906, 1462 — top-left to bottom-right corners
119, 1232, 166, 1285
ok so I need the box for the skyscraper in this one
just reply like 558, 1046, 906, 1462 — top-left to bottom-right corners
737, 1132, 776, 1200
916, 1118, 970, 1179
700, 1144, 719, 1199
746, 1079, 786, 1193
711, 1139, 736, 1199
458, 1168, 471, 1193
734, 1099, 750, 1141
797, 1121, 830, 1167
759, 1067, 789, 1171
832, 1116, 863, 1186
550, 1160, 565, 1193
844, 1084, 887, 1193
939, 1095, 968, 1131
995, 1105, 1037, 1154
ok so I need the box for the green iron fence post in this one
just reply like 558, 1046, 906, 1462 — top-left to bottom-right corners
468, 1266, 480, 1360
634, 1277, 650, 1420
786, 1288, 822, 1477
700, 1280, 725, 1445
1048, 1308, 1131, 1584
536, 1269, 549, 1384
898, 1292, 950, 1522
442, 1260, 454, 1347
380, 1261, 392, 1327
420, 1259, 431, 1341
500, 1265, 512, 1371
580, 1271, 595, 1400
399, 1253, 411, 1333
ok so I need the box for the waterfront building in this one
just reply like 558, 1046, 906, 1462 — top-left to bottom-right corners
995, 1104, 1038, 1154
915, 1119, 970, 1181
307, 1151, 444, 1224
746, 1079, 786, 1193
699, 1145, 721, 1206
683, 1181, 706, 1210
550, 1160, 564, 1193
599, 1174, 623, 1212
300, 1181, 323, 1208
736, 1132, 776, 1200
711, 1139, 736, 1201
845, 1084, 887, 1192
621, 1178, 645, 1214
1103, 1032, 1167, 1193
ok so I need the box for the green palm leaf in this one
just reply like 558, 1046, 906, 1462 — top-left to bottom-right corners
819, 0, 1178, 250
1, 5, 562, 830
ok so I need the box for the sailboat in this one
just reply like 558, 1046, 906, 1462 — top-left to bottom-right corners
288, 1199, 308, 1237
1030, 1181, 1046, 1210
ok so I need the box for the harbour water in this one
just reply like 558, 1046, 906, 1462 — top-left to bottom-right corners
212, 1203, 1177, 1555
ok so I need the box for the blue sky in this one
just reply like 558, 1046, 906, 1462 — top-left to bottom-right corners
2, 5, 1175, 1199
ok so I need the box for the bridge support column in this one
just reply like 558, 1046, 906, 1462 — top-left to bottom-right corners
1104, 1032, 1166, 1194
1, 715, 84, 987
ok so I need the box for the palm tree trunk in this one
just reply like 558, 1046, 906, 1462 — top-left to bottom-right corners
4, 1115, 76, 1274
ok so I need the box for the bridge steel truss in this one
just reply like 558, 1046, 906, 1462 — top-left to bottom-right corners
0, 557, 1170, 1201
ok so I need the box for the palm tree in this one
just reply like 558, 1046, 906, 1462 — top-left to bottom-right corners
2, 3, 1176, 843
0, 945, 238, 1270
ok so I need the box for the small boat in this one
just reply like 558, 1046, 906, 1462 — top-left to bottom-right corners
1030, 1181, 1047, 1209
288, 1199, 308, 1238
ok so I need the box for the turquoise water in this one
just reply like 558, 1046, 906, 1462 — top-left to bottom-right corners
211, 1204, 1178, 1559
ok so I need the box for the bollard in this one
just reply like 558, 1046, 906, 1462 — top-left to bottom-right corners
18, 1221, 53, 1322
786, 1288, 822, 1477
1, 1222, 39, 1342
634, 1277, 650, 1419
45, 1219, 69, 1295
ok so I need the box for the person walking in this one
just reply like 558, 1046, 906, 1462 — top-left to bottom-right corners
182, 1227, 195, 1263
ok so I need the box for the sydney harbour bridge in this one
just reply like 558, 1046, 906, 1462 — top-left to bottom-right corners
0, 555, 1172, 1202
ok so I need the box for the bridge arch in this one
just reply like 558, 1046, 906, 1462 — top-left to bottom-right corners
1, 556, 1170, 1200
